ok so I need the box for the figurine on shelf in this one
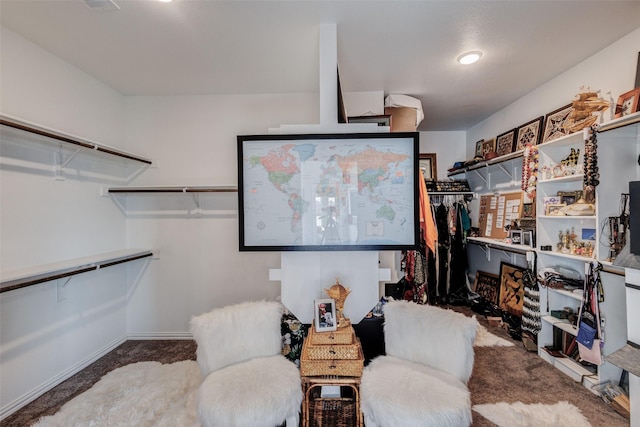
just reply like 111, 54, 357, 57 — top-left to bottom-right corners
324, 278, 352, 329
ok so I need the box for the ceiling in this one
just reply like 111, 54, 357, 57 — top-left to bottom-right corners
1, 1, 639, 131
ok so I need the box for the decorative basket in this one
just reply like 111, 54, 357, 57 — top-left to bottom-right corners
300, 342, 364, 377
310, 398, 357, 427
307, 383, 359, 427
305, 342, 361, 360
308, 324, 354, 345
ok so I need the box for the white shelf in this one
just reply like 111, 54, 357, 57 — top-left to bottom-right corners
547, 287, 583, 301
538, 174, 584, 185
542, 315, 578, 335
0, 249, 153, 293
537, 250, 596, 262
537, 215, 595, 220
0, 113, 152, 165
467, 236, 533, 254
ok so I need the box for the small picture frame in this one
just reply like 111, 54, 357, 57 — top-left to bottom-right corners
522, 230, 534, 247
515, 116, 544, 151
509, 229, 523, 245
475, 139, 485, 157
542, 104, 573, 143
495, 129, 516, 157
557, 190, 582, 206
582, 228, 596, 241
481, 138, 496, 158
314, 299, 337, 332
546, 203, 566, 216
419, 153, 438, 180
614, 88, 640, 118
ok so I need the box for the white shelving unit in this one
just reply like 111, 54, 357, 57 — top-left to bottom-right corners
536, 113, 640, 392
0, 115, 155, 293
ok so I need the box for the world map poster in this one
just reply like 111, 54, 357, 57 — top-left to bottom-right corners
238, 133, 418, 250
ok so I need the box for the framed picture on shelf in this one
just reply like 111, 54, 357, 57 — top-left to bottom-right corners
509, 229, 523, 245
614, 88, 640, 118
473, 271, 500, 305
515, 116, 544, 151
498, 262, 527, 317
481, 138, 496, 158
348, 115, 391, 127
542, 104, 573, 143
557, 190, 582, 206
419, 153, 438, 180
545, 203, 566, 216
495, 129, 516, 157
475, 139, 485, 157
314, 299, 337, 332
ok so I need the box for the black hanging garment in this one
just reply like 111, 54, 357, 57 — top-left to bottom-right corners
435, 203, 450, 303
448, 202, 470, 305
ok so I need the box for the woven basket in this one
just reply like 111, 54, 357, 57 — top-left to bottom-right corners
308, 325, 354, 345
300, 342, 364, 377
305, 342, 360, 360
307, 383, 358, 427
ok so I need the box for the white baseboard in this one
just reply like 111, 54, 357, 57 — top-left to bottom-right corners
0, 335, 126, 420
126, 332, 193, 340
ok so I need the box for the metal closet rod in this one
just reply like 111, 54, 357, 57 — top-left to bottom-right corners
107, 186, 238, 193
0, 116, 152, 165
0, 251, 153, 293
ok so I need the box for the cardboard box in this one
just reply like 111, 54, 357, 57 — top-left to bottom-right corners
384, 107, 417, 132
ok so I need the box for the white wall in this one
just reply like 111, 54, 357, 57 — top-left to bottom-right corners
121, 94, 319, 334
467, 27, 640, 155
420, 130, 466, 180
0, 26, 130, 417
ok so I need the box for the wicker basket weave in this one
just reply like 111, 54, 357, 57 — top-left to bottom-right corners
310, 398, 357, 427
300, 341, 364, 377
305, 342, 360, 360
308, 325, 354, 345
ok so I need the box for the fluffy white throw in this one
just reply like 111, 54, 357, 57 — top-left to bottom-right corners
473, 401, 592, 427
33, 361, 201, 427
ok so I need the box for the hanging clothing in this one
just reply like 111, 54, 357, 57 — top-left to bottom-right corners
418, 169, 438, 254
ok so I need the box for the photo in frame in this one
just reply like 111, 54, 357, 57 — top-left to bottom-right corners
419, 153, 438, 180
509, 229, 523, 245
314, 299, 337, 332
546, 203, 566, 216
498, 262, 527, 317
475, 139, 485, 157
515, 116, 544, 151
614, 88, 640, 118
481, 138, 496, 158
495, 129, 516, 157
542, 104, 573, 143
473, 271, 500, 305
557, 190, 582, 206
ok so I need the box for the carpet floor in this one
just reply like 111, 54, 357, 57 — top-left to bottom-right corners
2, 307, 629, 426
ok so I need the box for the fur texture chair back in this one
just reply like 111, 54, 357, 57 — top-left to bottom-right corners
190, 300, 283, 376
383, 300, 477, 383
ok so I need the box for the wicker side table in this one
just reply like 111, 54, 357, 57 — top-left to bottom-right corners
301, 377, 363, 427
300, 325, 364, 427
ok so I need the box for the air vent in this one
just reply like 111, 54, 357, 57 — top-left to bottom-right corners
83, 0, 120, 11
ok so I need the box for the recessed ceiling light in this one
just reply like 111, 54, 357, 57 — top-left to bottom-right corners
457, 51, 482, 65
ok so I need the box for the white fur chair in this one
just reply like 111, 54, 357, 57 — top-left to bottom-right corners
360, 300, 479, 427
190, 301, 302, 427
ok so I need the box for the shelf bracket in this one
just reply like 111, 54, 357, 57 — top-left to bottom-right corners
496, 162, 514, 180
54, 147, 80, 181
472, 168, 487, 185
477, 244, 490, 261
190, 192, 203, 216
